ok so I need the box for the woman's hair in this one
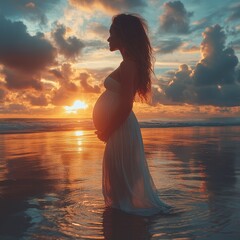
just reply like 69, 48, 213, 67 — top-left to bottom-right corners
112, 13, 154, 101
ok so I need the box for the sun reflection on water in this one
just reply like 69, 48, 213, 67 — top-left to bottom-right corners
75, 131, 84, 151
75, 130, 84, 136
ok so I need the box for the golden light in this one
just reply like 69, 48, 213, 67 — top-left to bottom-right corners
75, 131, 84, 152
75, 130, 84, 136
64, 100, 88, 114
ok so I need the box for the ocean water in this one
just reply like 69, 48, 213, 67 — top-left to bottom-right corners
1, 117, 240, 134
0, 118, 240, 239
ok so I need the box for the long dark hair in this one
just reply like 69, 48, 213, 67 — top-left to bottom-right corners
112, 13, 153, 101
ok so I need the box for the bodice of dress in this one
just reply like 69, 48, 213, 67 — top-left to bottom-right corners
104, 77, 121, 94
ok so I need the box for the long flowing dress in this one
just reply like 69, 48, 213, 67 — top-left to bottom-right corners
93, 76, 171, 216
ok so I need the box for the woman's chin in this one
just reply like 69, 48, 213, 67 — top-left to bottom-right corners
109, 46, 117, 52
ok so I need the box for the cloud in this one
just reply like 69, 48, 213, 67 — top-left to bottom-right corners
151, 85, 172, 106
81, 67, 114, 85
0, 88, 6, 102
89, 22, 109, 39
49, 63, 81, 106
165, 64, 194, 103
160, 1, 193, 34
84, 39, 107, 51
237, 69, 240, 83
229, 38, 240, 51
182, 45, 199, 53
52, 23, 84, 59
69, 0, 146, 13
49, 63, 78, 91
193, 25, 238, 86
79, 72, 101, 93
51, 87, 77, 106
0, 0, 62, 25
0, 16, 56, 73
194, 85, 240, 106
26, 93, 48, 106
2, 68, 42, 90
155, 38, 183, 54
49, 66, 109, 108
156, 25, 240, 107
227, 3, 240, 22
5, 103, 28, 113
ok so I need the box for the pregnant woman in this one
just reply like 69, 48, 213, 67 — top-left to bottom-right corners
93, 13, 171, 216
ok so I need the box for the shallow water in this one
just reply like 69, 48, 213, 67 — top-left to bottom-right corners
0, 127, 240, 239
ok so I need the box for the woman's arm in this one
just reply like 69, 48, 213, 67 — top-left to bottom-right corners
96, 59, 137, 142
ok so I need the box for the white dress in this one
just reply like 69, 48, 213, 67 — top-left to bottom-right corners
93, 76, 171, 216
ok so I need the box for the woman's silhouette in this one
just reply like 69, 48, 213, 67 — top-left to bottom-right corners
93, 13, 171, 216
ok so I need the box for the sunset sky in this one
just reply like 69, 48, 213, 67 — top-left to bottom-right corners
0, 0, 239, 119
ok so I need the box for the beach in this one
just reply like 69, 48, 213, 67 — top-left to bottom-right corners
0, 121, 240, 239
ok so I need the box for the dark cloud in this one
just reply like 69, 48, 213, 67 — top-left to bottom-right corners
70, 0, 146, 12
50, 69, 64, 80
52, 23, 84, 59
0, 0, 61, 25
6, 103, 28, 113
165, 64, 194, 103
79, 72, 101, 93
227, 3, 240, 22
51, 87, 76, 106
26, 94, 48, 106
49, 64, 78, 91
193, 25, 238, 86
237, 69, 240, 83
151, 85, 171, 106
0, 88, 6, 102
160, 1, 193, 34
156, 38, 183, 54
156, 25, 240, 107
194, 85, 240, 107
0, 16, 56, 91
3, 68, 42, 90
0, 16, 56, 73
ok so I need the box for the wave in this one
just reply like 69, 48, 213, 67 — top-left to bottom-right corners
0, 118, 94, 134
139, 118, 240, 128
0, 118, 240, 134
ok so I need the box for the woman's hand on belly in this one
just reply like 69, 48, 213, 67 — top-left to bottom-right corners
95, 130, 110, 143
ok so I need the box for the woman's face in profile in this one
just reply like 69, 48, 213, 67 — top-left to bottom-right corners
107, 25, 121, 52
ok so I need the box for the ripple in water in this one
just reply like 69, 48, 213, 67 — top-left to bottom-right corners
0, 127, 240, 239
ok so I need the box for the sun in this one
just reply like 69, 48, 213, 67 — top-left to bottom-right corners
64, 100, 88, 114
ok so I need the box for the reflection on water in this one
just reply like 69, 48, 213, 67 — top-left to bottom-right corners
0, 127, 240, 239
103, 207, 152, 240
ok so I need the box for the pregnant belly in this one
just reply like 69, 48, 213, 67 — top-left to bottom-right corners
92, 91, 120, 132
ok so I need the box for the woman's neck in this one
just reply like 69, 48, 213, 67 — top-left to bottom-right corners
120, 49, 135, 61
